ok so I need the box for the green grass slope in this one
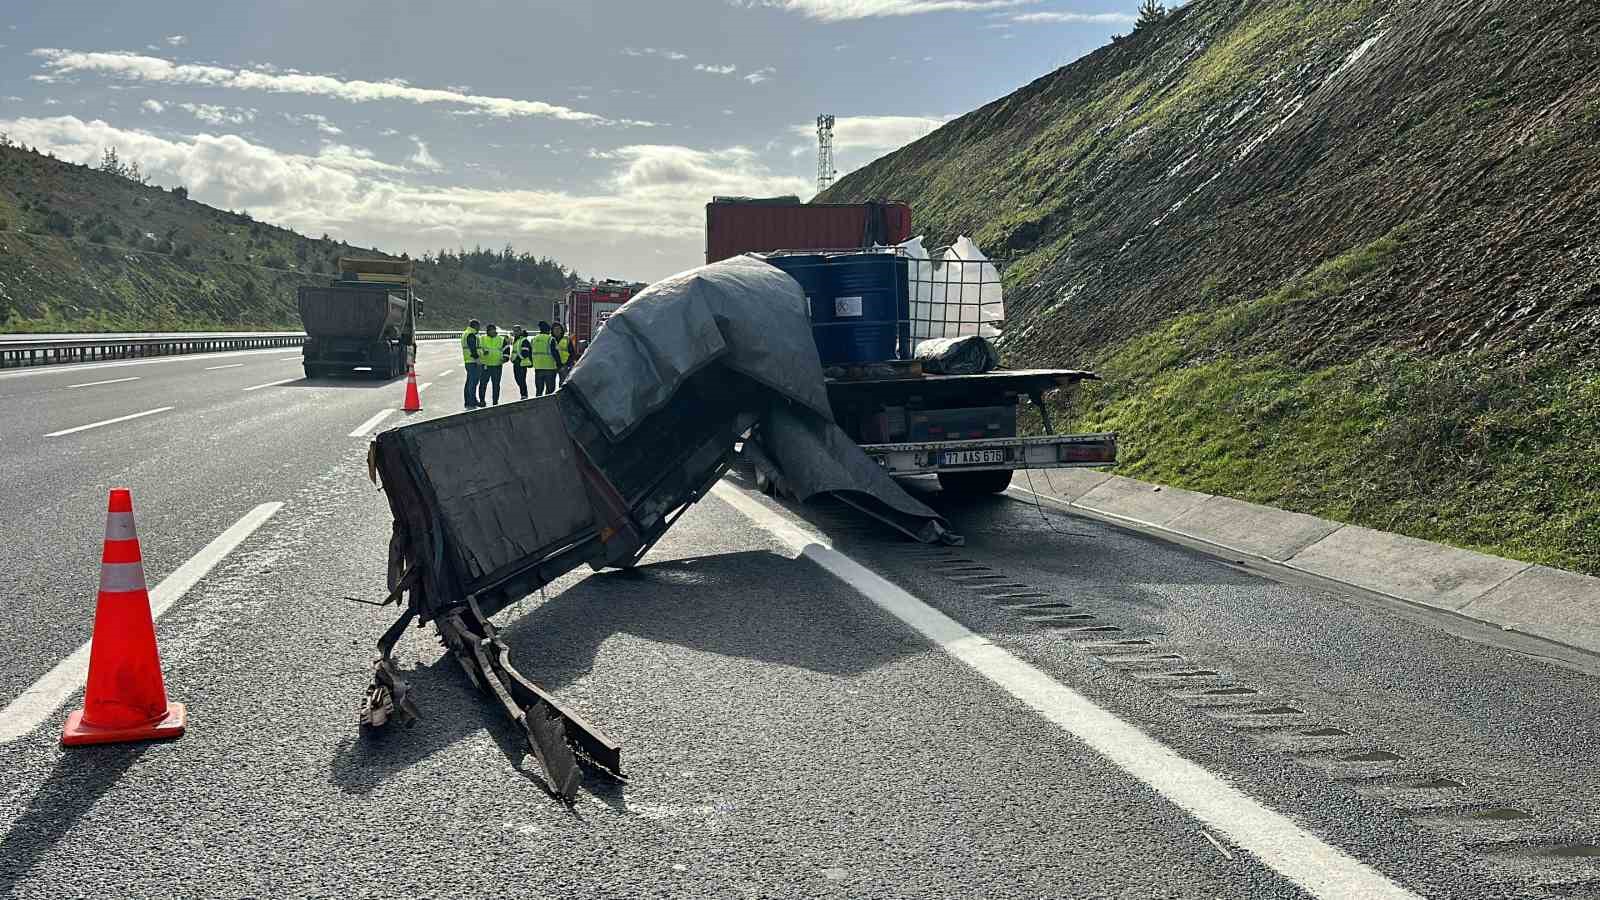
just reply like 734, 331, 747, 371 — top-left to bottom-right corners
825, 0, 1600, 574
0, 144, 568, 332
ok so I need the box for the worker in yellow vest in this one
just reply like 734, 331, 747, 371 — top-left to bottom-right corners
476, 323, 508, 406
551, 322, 575, 388
509, 325, 533, 401
461, 318, 482, 410
530, 320, 560, 397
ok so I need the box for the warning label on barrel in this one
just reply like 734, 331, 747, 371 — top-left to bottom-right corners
834, 296, 863, 318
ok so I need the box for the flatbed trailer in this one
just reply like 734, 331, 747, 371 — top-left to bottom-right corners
703, 200, 1117, 494
816, 366, 1116, 495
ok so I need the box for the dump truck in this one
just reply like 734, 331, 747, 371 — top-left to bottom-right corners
297, 257, 423, 379
705, 198, 1116, 495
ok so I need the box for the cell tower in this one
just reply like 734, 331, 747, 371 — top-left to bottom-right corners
816, 114, 836, 192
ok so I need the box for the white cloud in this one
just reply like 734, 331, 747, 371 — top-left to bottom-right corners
791, 114, 953, 151
408, 135, 443, 172
0, 115, 805, 279
32, 48, 646, 125
141, 99, 164, 113
694, 64, 738, 75
179, 102, 255, 125
731, 0, 1036, 20
743, 67, 776, 85
1011, 10, 1134, 23
43, 98, 60, 106
379, 128, 398, 136
284, 112, 343, 135
621, 47, 688, 61
165, 35, 188, 46
317, 143, 408, 174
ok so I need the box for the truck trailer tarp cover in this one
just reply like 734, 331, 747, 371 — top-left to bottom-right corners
567, 254, 953, 543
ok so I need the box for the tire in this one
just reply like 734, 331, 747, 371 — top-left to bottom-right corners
303, 363, 320, 379
938, 469, 1015, 495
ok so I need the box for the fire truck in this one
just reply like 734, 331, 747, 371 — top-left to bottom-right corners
556, 279, 648, 360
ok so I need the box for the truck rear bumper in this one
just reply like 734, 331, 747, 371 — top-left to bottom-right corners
860, 433, 1116, 475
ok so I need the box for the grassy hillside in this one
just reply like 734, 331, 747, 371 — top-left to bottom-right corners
0, 144, 569, 332
824, 0, 1600, 574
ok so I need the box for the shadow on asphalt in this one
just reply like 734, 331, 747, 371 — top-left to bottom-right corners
325, 549, 920, 799
0, 745, 146, 892
275, 374, 403, 389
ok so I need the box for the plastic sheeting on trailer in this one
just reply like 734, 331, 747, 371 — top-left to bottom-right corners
567, 255, 953, 543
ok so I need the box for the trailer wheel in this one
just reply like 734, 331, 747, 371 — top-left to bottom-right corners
938, 469, 1014, 495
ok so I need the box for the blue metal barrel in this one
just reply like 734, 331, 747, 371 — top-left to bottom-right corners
761, 254, 833, 323
811, 254, 906, 364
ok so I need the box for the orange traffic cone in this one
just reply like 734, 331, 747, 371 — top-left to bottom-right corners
62, 489, 187, 746
402, 366, 422, 413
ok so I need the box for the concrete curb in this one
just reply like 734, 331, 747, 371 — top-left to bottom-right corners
1010, 470, 1600, 658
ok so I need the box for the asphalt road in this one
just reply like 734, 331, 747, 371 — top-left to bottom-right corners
0, 345, 1595, 899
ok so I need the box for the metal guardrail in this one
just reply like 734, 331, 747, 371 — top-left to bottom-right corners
0, 331, 460, 369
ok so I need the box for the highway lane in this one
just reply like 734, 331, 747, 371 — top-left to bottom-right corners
0, 341, 466, 707
766, 474, 1600, 897
0, 473, 1397, 899
0, 345, 1595, 897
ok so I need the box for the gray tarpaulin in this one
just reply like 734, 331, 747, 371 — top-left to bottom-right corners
566, 256, 954, 543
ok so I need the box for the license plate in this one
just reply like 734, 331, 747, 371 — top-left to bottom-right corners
941, 449, 1004, 466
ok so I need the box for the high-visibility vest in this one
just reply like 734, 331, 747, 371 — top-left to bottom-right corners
554, 336, 573, 366
460, 327, 479, 363
514, 336, 535, 367
479, 334, 507, 366
530, 333, 557, 370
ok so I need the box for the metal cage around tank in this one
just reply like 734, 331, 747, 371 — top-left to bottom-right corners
755, 246, 1007, 365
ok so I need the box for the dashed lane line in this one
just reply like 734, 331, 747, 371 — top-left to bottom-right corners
0, 502, 284, 743
349, 408, 397, 438
204, 363, 245, 370
45, 406, 175, 438
242, 377, 299, 392
67, 377, 140, 389
712, 481, 1423, 900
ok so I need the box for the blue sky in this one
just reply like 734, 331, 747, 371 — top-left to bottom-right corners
1, 0, 1133, 280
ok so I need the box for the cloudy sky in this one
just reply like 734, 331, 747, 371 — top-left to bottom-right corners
1, 0, 1132, 281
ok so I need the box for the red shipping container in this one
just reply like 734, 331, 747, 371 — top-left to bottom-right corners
705, 198, 913, 264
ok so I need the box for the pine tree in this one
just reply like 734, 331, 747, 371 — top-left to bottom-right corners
1135, 0, 1166, 29
99, 146, 124, 176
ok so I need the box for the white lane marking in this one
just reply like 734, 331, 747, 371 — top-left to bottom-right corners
711, 482, 1422, 900
242, 376, 298, 392
0, 502, 283, 743
45, 406, 175, 438
436, 369, 452, 378
67, 376, 140, 389
0, 345, 300, 381
349, 408, 396, 437
416, 382, 433, 393
204, 363, 245, 370
280, 355, 303, 360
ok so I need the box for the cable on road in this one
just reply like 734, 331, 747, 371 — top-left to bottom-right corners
1020, 465, 1080, 536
